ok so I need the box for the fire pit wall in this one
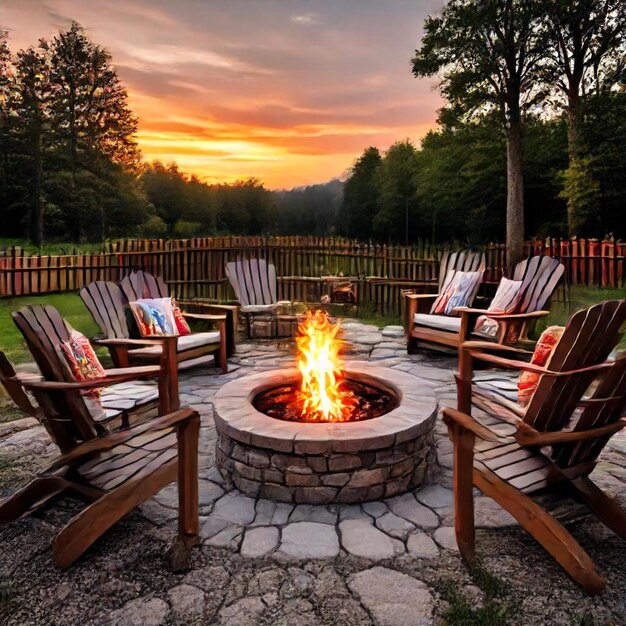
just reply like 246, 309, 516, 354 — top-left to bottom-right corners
213, 365, 438, 505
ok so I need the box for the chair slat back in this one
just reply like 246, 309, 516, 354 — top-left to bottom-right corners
513, 256, 565, 314
524, 300, 626, 435
552, 356, 626, 469
438, 250, 486, 292
120, 271, 169, 302
11, 305, 101, 450
80, 281, 130, 339
226, 258, 278, 307
0, 351, 39, 417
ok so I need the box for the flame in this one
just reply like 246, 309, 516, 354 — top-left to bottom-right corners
295, 310, 356, 422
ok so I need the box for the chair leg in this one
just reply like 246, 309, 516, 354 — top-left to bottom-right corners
451, 424, 476, 562
52, 463, 177, 569
475, 468, 606, 595
177, 413, 200, 538
407, 335, 418, 354
570, 476, 626, 540
0, 476, 69, 524
166, 413, 201, 571
217, 323, 228, 372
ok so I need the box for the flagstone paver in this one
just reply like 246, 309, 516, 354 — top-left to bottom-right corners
276, 522, 340, 560
240, 526, 280, 558
2, 319, 625, 626
348, 566, 434, 626
339, 519, 403, 559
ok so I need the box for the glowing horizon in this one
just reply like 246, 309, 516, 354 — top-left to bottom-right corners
2, 0, 444, 189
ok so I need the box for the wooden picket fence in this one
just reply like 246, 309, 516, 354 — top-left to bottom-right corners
0, 236, 623, 318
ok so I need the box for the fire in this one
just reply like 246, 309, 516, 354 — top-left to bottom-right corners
295, 310, 357, 422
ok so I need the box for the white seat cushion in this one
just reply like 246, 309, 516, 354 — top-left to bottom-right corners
241, 303, 279, 313
413, 313, 462, 333
129, 331, 221, 357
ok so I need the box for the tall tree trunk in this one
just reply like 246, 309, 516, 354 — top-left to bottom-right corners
69, 84, 80, 243
566, 90, 582, 236
505, 113, 525, 271
31, 129, 44, 247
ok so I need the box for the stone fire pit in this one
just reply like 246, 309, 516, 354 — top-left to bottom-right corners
213, 363, 437, 504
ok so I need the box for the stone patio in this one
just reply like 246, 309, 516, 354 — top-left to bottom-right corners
1, 319, 625, 625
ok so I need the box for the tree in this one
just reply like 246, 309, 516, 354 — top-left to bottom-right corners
374, 141, 420, 244
543, 0, 626, 233
49, 22, 141, 241
141, 162, 191, 234
339, 147, 381, 240
415, 116, 507, 243
412, 0, 546, 268
10, 43, 55, 246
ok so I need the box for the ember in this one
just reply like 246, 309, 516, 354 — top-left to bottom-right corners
253, 379, 397, 422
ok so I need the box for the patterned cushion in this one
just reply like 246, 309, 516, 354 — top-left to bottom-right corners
129, 298, 177, 337
60, 330, 105, 398
171, 298, 191, 335
517, 326, 564, 406
475, 277, 522, 336
431, 271, 482, 316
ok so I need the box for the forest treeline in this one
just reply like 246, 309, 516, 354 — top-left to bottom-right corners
0, 12, 624, 248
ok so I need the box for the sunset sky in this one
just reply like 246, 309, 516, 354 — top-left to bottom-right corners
2, 0, 444, 189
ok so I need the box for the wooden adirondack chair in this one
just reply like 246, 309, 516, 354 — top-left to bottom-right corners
405, 250, 486, 350
0, 350, 159, 428
0, 404, 199, 569
444, 300, 626, 594
458, 255, 565, 345
80, 279, 227, 372
407, 255, 564, 351
225, 258, 290, 338
11, 305, 178, 445
0, 351, 43, 419
119, 270, 237, 356
2, 306, 199, 569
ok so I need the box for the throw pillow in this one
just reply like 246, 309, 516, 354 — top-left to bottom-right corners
517, 326, 565, 406
129, 297, 177, 337
431, 270, 482, 316
475, 277, 523, 336
60, 329, 106, 397
171, 298, 191, 335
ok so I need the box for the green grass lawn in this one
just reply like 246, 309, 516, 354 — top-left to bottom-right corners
0, 238, 104, 255
537, 285, 626, 349
0, 292, 100, 364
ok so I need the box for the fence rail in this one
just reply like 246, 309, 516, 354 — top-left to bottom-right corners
0, 237, 623, 317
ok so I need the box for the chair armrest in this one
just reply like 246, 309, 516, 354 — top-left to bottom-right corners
455, 307, 489, 315
442, 407, 507, 442
515, 418, 626, 446
182, 312, 226, 323
475, 310, 550, 321
18, 365, 162, 392
461, 341, 533, 356
43, 407, 198, 472
95, 337, 176, 348
405, 293, 439, 300
466, 352, 613, 378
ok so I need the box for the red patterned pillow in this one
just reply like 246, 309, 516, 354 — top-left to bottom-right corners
171, 298, 191, 335
517, 326, 564, 406
60, 330, 105, 397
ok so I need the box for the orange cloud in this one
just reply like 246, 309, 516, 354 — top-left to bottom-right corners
3, 0, 445, 188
